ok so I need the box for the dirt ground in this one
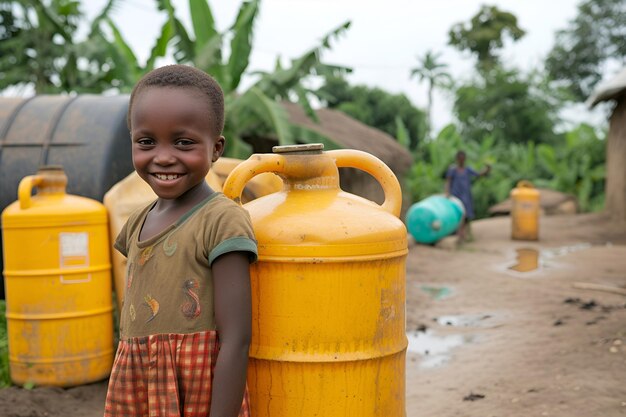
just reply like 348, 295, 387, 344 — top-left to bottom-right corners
1, 212, 625, 417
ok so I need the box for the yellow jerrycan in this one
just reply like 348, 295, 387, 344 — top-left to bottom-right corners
511, 180, 540, 240
1, 166, 114, 387
223, 144, 408, 417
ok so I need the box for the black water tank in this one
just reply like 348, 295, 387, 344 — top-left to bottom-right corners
0, 95, 134, 299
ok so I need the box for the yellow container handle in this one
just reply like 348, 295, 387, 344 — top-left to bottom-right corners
517, 180, 534, 188
222, 154, 285, 205
327, 149, 402, 218
18, 175, 43, 210
223, 150, 402, 218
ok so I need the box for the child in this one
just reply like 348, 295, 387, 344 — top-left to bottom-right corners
104, 65, 257, 417
444, 150, 490, 242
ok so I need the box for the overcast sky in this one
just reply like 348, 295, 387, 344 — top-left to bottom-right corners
87, 0, 607, 130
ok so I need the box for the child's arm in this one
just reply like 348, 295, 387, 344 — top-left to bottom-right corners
479, 164, 491, 177
210, 251, 252, 417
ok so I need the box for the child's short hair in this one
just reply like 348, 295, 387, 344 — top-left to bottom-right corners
127, 64, 225, 138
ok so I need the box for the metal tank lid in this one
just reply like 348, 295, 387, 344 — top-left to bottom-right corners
272, 143, 324, 154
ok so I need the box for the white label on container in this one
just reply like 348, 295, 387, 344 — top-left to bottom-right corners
60, 232, 89, 257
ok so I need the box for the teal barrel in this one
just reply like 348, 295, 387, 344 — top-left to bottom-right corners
405, 195, 465, 244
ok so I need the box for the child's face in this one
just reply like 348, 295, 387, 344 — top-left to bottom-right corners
130, 86, 224, 200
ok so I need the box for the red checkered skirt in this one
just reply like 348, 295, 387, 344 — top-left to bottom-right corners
104, 331, 250, 417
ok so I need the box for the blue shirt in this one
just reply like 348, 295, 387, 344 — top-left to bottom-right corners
446, 166, 478, 219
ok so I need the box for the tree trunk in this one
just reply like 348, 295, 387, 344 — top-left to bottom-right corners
605, 96, 626, 224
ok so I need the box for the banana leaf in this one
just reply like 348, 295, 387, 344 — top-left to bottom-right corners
226, 0, 259, 92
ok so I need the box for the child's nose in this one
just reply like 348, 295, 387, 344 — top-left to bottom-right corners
153, 148, 176, 165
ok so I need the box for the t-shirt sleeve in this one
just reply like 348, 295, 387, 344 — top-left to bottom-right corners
114, 220, 130, 257
208, 203, 258, 266
467, 166, 479, 178
113, 205, 147, 258
445, 166, 454, 179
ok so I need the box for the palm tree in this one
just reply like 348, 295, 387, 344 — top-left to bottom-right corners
410, 50, 452, 138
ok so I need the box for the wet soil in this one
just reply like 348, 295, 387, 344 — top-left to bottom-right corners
1, 212, 625, 417
405, 212, 626, 416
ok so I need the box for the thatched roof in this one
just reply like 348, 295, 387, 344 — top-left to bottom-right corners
587, 67, 626, 108
281, 102, 413, 176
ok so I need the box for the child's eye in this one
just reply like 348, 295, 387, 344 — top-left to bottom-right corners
136, 138, 154, 146
175, 138, 195, 147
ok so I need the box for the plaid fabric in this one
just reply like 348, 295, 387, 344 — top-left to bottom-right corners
104, 331, 250, 417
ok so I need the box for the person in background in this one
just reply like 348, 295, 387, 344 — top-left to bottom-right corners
445, 150, 490, 242
104, 64, 256, 417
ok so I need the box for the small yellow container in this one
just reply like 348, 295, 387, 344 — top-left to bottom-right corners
511, 180, 540, 241
1, 166, 114, 387
223, 144, 408, 417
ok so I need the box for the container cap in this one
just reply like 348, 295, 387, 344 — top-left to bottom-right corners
272, 143, 324, 154
38, 165, 64, 170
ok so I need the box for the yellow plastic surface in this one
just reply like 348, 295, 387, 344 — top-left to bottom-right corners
1, 168, 114, 387
223, 147, 408, 417
511, 180, 540, 241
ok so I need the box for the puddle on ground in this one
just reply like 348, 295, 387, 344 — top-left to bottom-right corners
541, 242, 592, 258
504, 243, 593, 274
509, 248, 539, 272
406, 330, 472, 368
435, 314, 492, 327
420, 285, 453, 300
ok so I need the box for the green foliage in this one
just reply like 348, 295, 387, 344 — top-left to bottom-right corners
407, 124, 463, 203
251, 20, 352, 120
453, 67, 560, 146
536, 124, 606, 211
0, 300, 10, 388
0, 0, 82, 93
315, 76, 427, 149
0, 0, 142, 93
1, 0, 351, 159
153, 0, 351, 158
394, 116, 410, 149
546, 0, 626, 102
157, 0, 259, 94
406, 123, 606, 218
448, 5, 525, 70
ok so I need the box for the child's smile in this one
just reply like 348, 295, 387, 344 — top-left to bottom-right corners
154, 173, 184, 181
150, 172, 187, 192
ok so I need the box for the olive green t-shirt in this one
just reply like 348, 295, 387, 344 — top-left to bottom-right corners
114, 193, 257, 339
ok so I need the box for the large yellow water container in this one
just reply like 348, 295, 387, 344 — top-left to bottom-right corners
223, 144, 408, 417
511, 180, 540, 241
1, 166, 114, 387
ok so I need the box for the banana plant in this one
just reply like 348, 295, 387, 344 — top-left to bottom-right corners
0, 0, 154, 93
154, 0, 351, 158
78, 0, 173, 93
537, 123, 606, 211
0, 0, 84, 93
